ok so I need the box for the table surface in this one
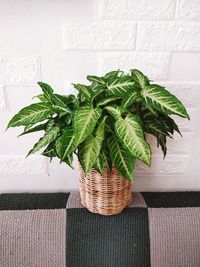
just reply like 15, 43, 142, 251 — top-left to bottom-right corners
0, 191, 200, 267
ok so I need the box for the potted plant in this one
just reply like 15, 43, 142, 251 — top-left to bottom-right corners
7, 69, 189, 215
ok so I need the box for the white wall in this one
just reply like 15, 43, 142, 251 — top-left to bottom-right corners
0, 0, 200, 192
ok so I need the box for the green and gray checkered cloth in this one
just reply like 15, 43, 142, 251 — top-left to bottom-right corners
0, 192, 200, 267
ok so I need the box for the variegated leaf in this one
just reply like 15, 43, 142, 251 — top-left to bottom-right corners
104, 70, 123, 82
42, 143, 57, 158
27, 126, 60, 156
87, 75, 106, 85
97, 96, 121, 107
104, 105, 126, 120
142, 84, 189, 119
7, 103, 53, 128
115, 114, 151, 165
107, 75, 135, 97
144, 119, 171, 137
131, 69, 149, 88
73, 83, 93, 100
78, 118, 105, 174
51, 94, 71, 114
108, 136, 135, 181
156, 134, 167, 158
93, 150, 108, 175
56, 127, 74, 160
122, 90, 139, 108
38, 82, 54, 101
19, 123, 46, 137
32, 94, 47, 102
73, 106, 102, 147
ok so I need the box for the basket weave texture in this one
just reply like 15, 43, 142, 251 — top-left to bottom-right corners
79, 165, 132, 216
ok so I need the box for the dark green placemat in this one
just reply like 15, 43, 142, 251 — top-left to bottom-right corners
66, 208, 150, 267
0, 193, 70, 210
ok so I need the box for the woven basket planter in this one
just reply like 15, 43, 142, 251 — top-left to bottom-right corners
79, 165, 132, 216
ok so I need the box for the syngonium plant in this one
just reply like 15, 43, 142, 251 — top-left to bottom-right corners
7, 69, 189, 181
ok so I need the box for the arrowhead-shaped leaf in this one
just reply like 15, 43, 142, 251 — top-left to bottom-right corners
104, 70, 123, 82
107, 76, 135, 97
7, 103, 53, 128
122, 90, 139, 108
97, 96, 121, 107
115, 114, 151, 165
27, 126, 60, 156
87, 75, 106, 85
73, 84, 93, 100
19, 123, 46, 137
93, 149, 108, 175
78, 118, 105, 174
73, 106, 102, 147
38, 82, 54, 101
142, 84, 190, 119
104, 105, 127, 120
42, 143, 57, 158
51, 94, 71, 115
108, 136, 135, 181
156, 134, 167, 158
131, 69, 149, 88
32, 94, 47, 102
56, 127, 75, 161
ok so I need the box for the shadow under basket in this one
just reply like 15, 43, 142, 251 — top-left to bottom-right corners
79, 165, 132, 216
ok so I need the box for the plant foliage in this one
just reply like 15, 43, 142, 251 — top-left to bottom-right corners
7, 69, 189, 181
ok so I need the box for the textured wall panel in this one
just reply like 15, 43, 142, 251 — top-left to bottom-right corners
99, 52, 170, 80
138, 22, 200, 51
63, 20, 136, 50
101, 0, 175, 20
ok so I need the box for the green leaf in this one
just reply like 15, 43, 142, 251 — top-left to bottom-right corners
42, 143, 57, 158
156, 134, 167, 158
55, 135, 74, 167
7, 103, 53, 128
107, 76, 135, 97
78, 118, 105, 174
32, 94, 47, 102
51, 94, 71, 115
24, 124, 35, 131
144, 119, 172, 137
161, 115, 182, 136
115, 114, 151, 165
108, 136, 135, 181
63, 153, 73, 168
131, 69, 149, 88
104, 105, 127, 120
122, 90, 139, 108
56, 127, 74, 160
97, 96, 121, 107
45, 119, 55, 131
90, 82, 105, 93
73, 106, 102, 147
93, 150, 108, 175
87, 75, 106, 85
27, 126, 60, 156
73, 84, 93, 100
104, 70, 123, 82
19, 123, 46, 137
38, 82, 54, 101
142, 84, 189, 119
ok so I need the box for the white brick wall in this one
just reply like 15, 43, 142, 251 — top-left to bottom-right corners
0, 0, 200, 192
63, 20, 136, 50
138, 22, 200, 51
101, 0, 176, 20
99, 52, 170, 80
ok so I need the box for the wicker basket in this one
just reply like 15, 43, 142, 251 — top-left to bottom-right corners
79, 165, 132, 216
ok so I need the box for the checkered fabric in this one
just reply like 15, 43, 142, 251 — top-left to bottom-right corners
0, 192, 200, 267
